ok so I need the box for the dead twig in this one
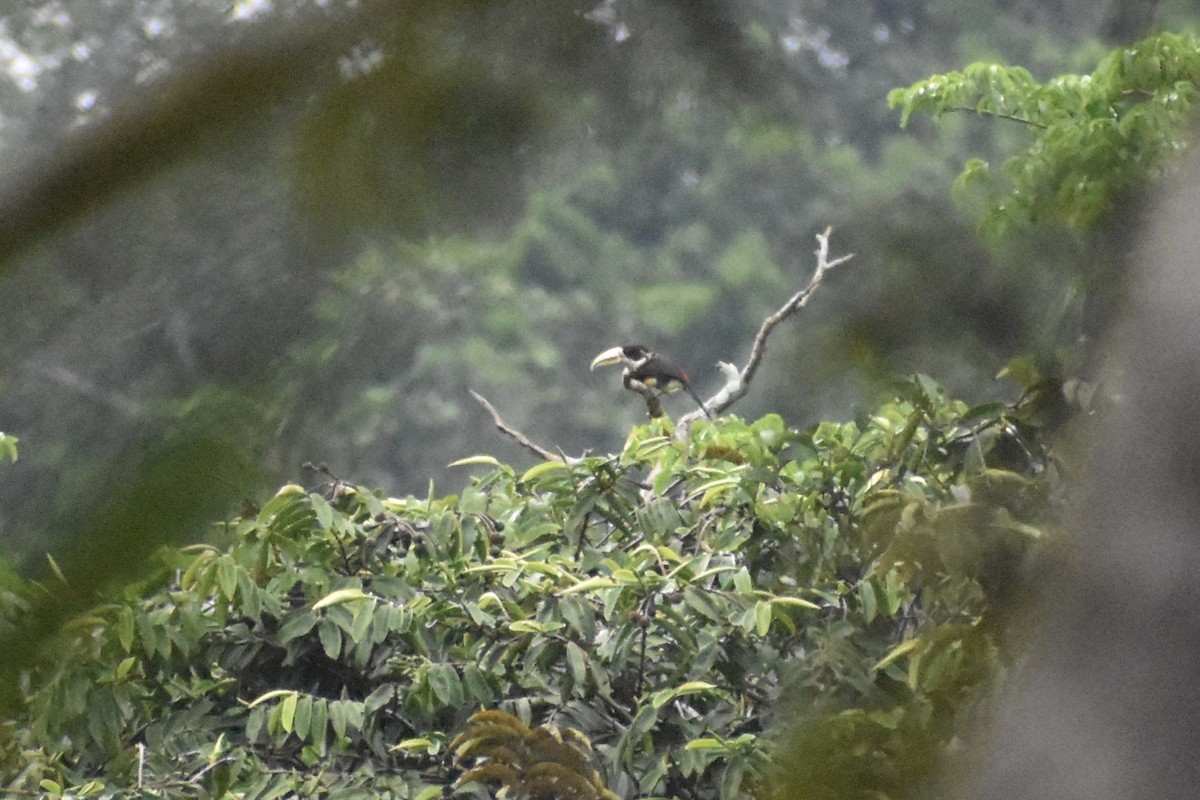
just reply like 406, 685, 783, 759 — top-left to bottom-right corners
677, 226, 852, 430
470, 390, 563, 463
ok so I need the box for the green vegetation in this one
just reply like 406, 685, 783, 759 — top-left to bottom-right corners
891, 31, 1200, 236
1, 4, 1198, 799
3, 1, 1171, 570
1, 381, 1054, 797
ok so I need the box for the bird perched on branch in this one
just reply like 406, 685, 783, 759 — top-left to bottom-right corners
590, 344, 711, 418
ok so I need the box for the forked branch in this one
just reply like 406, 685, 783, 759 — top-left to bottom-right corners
472, 227, 851, 456
676, 226, 852, 429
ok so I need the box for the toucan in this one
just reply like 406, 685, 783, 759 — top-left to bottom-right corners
590, 344, 712, 418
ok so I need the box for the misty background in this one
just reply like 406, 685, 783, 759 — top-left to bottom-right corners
0, 0, 1186, 567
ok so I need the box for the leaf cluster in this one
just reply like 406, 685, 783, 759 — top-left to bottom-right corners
0, 376, 1057, 798
889, 32, 1200, 236
450, 709, 618, 800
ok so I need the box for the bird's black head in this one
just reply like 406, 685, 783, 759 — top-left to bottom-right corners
622, 344, 651, 360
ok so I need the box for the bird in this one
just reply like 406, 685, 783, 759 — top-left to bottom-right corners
590, 344, 712, 418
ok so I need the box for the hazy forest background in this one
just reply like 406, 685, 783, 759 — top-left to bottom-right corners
0, 0, 1186, 565
1, 0, 1198, 797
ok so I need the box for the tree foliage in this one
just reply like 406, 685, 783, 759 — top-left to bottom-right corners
0, 379, 1055, 798
2, 8, 1196, 800
2, 0, 1154, 571
890, 31, 1200, 235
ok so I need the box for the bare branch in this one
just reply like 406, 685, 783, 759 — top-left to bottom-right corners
677, 226, 852, 429
470, 390, 563, 463
942, 106, 1049, 128
474, 227, 850, 452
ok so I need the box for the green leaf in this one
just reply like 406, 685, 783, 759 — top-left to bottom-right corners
601, 585, 627, 621
651, 680, 719, 709
721, 760, 747, 800
521, 561, 572, 581
238, 569, 262, 621
246, 706, 266, 742
732, 566, 752, 594
566, 641, 589, 689
115, 606, 135, 652
363, 684, 395, 714
769, 595, 821, 611
312, 587, 370, 610
393, 737, 436, 753
328, 699, 349, 739
277, 610, 317, 644
754, 600, 772, 637
415, 786, 444, 800
465, 601, 496, 627
318, 619, 342, 660
310, 492, 334, 531
349, 599, 376, 643
135, 611, 165, 658
860, 579, 878, 623
611, 568, 640, 584
884, 568, 905, 616
560, 576, 618, 594
683, 585, 725, 623
309, 699, 328, 751
428, 663, 465, 707
247, 689, 296, 709
520, 459, 569, 483
0, 432, 18, 464
694, 475, 743, 507
559, 596, 596, 640
685, 737, 728, 752
216, 556, 238, 601
448, 455, 502, 467
628, 702, 659, 741
508, 619, 563, 634
114, 656, 136, 680
463, 663, 494, 703
874, 638, 920, 671
294, 693, 313, 740
628, 433, 674, 462
259, 483, 306, 517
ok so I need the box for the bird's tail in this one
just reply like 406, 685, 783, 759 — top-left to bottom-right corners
687, 385, 713, 419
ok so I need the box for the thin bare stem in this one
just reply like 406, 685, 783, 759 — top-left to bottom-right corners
942, 106, 1049, 128
470, 390, 563, 462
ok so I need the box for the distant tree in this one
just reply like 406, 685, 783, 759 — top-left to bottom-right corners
890, 31, 1200, 237
762, 29, 1200, 800
887, 30, 1199, 418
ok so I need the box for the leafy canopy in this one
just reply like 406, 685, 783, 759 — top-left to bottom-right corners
0, 377, 1055, 798
890, 31, 1200, 236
